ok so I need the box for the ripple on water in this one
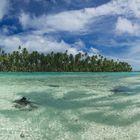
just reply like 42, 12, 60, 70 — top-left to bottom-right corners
0, 72, 140, 139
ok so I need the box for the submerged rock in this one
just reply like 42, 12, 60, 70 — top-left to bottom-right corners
20, 133, 25, 138
14, 97, 30, 106
48, 84, 60, 87
110, 86, 129, 93
75, 119, 78, 122
13, 97, 38, 111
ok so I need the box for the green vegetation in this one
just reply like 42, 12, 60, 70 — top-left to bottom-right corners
0, 46, 132, 72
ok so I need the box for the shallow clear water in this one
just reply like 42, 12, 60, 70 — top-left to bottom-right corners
0, 72, 140, 140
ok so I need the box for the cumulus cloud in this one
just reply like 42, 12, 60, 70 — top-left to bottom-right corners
19, 1, 120, 33
0, 34, 83, 55
19, 11, 90, 33
127, 0, 140, 17
90, 47, 100, 54
72, 39, 85, 49
18, 0, 140, 34
116, 17, 139, 35
0, 0, 9, 19
103, 39, 140, 71
19, 13, 31, 29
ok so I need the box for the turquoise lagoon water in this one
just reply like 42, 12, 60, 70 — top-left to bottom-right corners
0, 72, 140, 140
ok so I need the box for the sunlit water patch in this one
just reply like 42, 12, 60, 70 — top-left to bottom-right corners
0, 72, 140, 139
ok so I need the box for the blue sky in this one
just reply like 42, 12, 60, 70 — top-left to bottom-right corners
0, 0, 140, 70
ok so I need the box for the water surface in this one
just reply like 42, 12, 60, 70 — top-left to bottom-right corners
0, 72, 140, 140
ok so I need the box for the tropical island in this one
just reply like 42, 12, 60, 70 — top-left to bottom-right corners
0, 47, 132, 72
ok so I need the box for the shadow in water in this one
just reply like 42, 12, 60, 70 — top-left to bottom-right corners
8, 87, 140, 127
110, 85, 140, 96
47, 85, 60, 88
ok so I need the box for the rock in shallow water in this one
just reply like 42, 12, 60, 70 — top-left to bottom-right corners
13, 97, 38, 111
20, 133, 25, 138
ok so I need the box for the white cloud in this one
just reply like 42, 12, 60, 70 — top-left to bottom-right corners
0, 0, 8, 19
103, 40, 140, 71
116, 17, 139, 35
19, 1, 121, 33
19, 0, 140, 34
127, 0, 140, 18
0, 34, 82, 55
111, 0, 140, 17
19, 13, 31, 29
90, 47, 100, 54
72, 39, 85, 49
19, 11, 90, 33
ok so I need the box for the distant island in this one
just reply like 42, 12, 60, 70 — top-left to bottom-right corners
0, 47, 132, 72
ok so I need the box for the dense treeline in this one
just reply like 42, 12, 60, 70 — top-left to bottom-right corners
0, 46, 132, 72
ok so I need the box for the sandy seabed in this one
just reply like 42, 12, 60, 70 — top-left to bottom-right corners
0, 72, 140, 140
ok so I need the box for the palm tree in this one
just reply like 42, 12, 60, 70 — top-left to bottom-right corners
0, 47, 132, 72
